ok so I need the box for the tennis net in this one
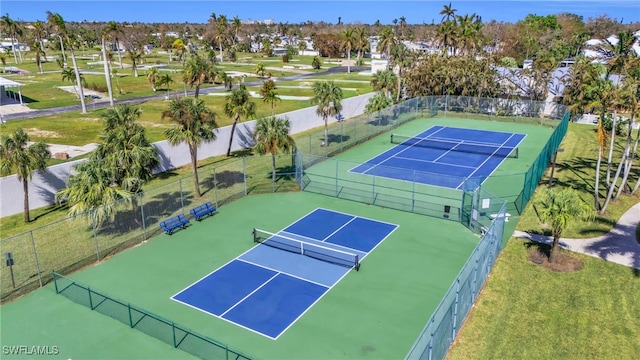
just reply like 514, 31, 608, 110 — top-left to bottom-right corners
390, 134, 518, 158
252, 228, 360, 270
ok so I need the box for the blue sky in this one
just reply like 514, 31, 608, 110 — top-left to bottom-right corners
3, 1, 639, 24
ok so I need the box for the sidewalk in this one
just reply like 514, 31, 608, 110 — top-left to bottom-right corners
513, 202, 640, 269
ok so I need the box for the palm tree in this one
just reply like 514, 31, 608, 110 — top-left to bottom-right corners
365, 92, 392, 124
353, 27, 369, 66
371, 69, 397, 99
1, 14, 23, 64
232, 16, 242, 48
31, 41, 45, 74
172, 38, 186, 65
0, 128, 51, 223
147, 66, 160, 91
259, 79, 280, 115
390, 43, 412, 102
162, 97, 218, 198
340, 29, 354, 73
100, 32, 115, 106
378, 26, 396, 59
310, 81, 343, 147
48, 12, 86, 113
128, 50, 143, 77
224, 84, 257, 156
255, 62, 266, 77
253, 116, 295, 185
96, 104, 159, 193
61, 67, 85, 98
440, 2, 457, 23
105, 21, 124, 69
31, 20, 48, 62
46, 11, 66, 64
537, 188, 593, 263
157, 73, 174, 98
183, 55, 210, 99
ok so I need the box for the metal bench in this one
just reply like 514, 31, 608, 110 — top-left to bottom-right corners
190, 202, 217, 221
159, 214, 190, 235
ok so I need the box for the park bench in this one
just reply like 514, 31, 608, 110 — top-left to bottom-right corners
190, 202, 217, 221
159, 214, 190, 235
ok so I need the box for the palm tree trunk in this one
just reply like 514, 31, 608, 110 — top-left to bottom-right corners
396, 68, 402, 103
102, 37, 114, 106
10, 38, 18, 64
227, 118, 239, 156
347, 47, 351, 74
324, 115, 329, 147
116, 39, 123, 69
616, 119, 639, 198
606, 112, 617, 186
594, 146, 602, 210
69, 47, 87, 114
271, 153, 276, 185
600, 153, 625, 214
23, 178, 30, 223
632, 176, 640, 195
40, 40, 48, 62
190, 144, 201, 198
549, 231, 561, 263
58, 35, 67, 64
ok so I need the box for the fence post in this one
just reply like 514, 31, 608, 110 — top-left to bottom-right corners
139, 193, 147, 241
92, 213, 100, 260
53, 271, 59, 293
179, 179, 185, 214
412, 171, 416, 212
453, 277, 460, 340
29, 230, 43, 287
243, 157, 247, 196
428, 316, 435, 360
213, 168, 219, 208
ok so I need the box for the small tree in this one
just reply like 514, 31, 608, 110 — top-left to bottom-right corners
0, 129, 51, 223
255, 62, 266, 78
253, 116, 295, 184
312, 56, 322, 70
310, 81, 343, 147
224, 84, 256, 156
259, 79, 280, 115
537, 189, 594, 263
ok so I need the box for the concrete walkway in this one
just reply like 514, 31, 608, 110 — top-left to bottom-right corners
513, 202, 640, 269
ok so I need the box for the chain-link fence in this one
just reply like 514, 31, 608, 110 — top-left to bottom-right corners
53, 273, 254, 360
405, 201, 507, 360
1, 154, 296, 303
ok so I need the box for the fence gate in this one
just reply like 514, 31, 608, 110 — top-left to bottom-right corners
460, 179, 481, 231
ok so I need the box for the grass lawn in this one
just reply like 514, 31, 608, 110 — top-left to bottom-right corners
516, 123, 640, 238
446, 238, 640, 360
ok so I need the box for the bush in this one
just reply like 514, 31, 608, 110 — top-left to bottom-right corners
87, 83, 108, 93
312, 56, 321, 70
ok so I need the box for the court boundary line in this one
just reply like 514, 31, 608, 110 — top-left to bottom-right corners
220, 272, 280, 317
320, 216, 358, 241
393, 155, 477, 169
278, 230, 366, 255
236, 258, 332, 288
359, 126, 448, 176
461, 133, 527, 189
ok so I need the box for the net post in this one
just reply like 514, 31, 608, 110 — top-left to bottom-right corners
355, 255, 360, 271
252, 228, 257, 243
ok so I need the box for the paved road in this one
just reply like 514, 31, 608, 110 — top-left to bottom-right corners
513, 202, 640, 269
1, 66, 370, 122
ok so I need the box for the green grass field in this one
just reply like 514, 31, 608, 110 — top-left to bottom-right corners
0, 191, 479, 359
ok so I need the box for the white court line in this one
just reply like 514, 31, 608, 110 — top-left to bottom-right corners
346, 126, 446, 175
464, 133, 528, 188
457, 133, 518, 189
315, 207, 400, 227
279, 230, 365, 255
394, 155, 477, 169
220, 273, 280, 317
236, 258, 332, 288
320, 216, 358, 241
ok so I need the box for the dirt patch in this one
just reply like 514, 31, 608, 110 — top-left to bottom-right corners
528, 248, 584, 272
24, 128, 60, 138
79, 117, 101, 122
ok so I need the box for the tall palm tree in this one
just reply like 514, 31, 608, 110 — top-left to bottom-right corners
340, 29, 354, 73
310, 81, 343, 147
48, 12, 86, 113
46, 11, 66, 64
232, 16, 242, 48
390, 43, 412, 102
31, 41, 45, 74
162, 97, 218, 198
97, 104, 159, 193
378, 26, 396, 59
100, 32, 115, 106
31, 20, 48, 62
537, 188, 593, 263
147, 66, 160, 91
440, 2, 457, 23
1, 14, 23, 64
0, 129, 51, 223
224, 84, 257, 156
353, 27, 369, 66
105, 21, 124, 69
183, 55, 210, 99
253, 116, 295, 185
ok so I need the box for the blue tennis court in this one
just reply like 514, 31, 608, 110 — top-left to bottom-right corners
171, 208, 398, 339
350, 126, 526, 189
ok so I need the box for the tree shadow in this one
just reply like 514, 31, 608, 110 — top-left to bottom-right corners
327, 134, 351, 144
523, 240, 551, 258
366, 115, 391, 126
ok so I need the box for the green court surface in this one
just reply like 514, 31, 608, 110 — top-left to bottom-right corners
1, 191, 478, 359
302, 117, 553, 214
